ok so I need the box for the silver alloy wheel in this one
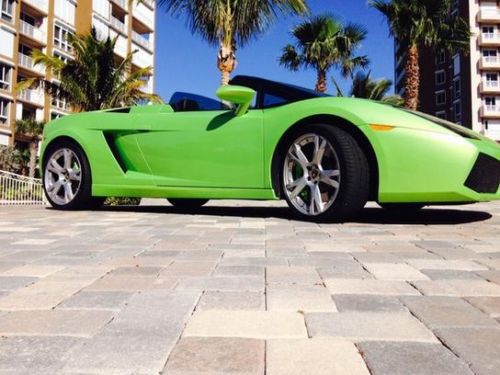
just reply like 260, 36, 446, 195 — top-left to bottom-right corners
44, 148, 82, 206
283, 133, 341, 216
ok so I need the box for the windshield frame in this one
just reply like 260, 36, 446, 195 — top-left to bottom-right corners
230, 75, 330, 110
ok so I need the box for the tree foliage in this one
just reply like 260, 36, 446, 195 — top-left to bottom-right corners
18, 29, 161, 111
279, 14, 369, 92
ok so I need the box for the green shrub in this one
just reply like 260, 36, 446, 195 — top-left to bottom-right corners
104, 197, 141, 206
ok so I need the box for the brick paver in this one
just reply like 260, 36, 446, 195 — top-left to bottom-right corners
0, 200, 499, 373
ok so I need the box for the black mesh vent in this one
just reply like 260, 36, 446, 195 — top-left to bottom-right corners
464, 153, 500, 194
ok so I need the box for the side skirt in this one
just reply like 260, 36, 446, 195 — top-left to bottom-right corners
92, 185, 278, 200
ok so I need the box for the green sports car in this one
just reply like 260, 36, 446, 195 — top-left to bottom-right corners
40, 75, 500, 221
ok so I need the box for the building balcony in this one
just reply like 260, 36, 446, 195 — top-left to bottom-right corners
18, 53, 45, 75
480, 56, 500, 69
51, 98, 70, 112
481, 104, 500, 118
478, 8, 500, 23
18, 89, 44, 106
132, 31, 152, 50
133, 5, 154, 31
479, 33, 500, 46
481, 80, 500, 93
19, 20, 46, 45
141, 0, 154, 9
110, 16, 126, 34
22, 0, 48, 15
110, 0, 127, 10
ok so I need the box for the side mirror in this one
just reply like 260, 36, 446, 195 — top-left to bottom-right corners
216, 85, 256, 117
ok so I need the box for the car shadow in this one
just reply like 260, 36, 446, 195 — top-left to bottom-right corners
97, 205, 493, 225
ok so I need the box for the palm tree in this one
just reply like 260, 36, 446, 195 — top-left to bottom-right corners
371, 0, 470, 110
18, 29, 161, 112
333, 71, 403, 106
161, 0, 309, 85
14, 119, 45, 178
279, 14, 369, 93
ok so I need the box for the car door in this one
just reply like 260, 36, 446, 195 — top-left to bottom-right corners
135, 108, 264, 189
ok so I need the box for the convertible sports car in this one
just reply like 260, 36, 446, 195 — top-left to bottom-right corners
40, 75, 500, 221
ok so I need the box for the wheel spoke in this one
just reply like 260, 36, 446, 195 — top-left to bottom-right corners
48, 159, 64, 174
48, 179, 63, 194
68, 168, 81, 181
309, 185, 324, 215
313, 138, 327, 165
286, 177, 307, 199
63, 149, 72, 169
320, 169, 340, 189
63, 183, 74, 203
291, 143, 309, 168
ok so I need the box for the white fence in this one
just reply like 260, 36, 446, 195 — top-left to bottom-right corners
0, 170, 46, 206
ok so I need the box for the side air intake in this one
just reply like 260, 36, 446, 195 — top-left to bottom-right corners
464, 153, 500, 194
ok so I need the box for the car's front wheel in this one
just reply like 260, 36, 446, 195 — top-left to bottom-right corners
43, 140, 97, 210
281, 125, 370, 221
167, 198, 209, 209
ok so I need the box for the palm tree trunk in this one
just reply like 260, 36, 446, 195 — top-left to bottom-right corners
217, 42, 237, 86
28, 140, 38, 178
404, 45, 420, 110
315, 70, 327, 93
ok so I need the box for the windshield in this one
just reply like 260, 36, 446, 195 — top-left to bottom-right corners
230, 75, 330, 109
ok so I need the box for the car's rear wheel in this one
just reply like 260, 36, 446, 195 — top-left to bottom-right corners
167, 198, 209, 209
43, 140, 95, 210
379, 203, 425, 211
281, 125, 370, 221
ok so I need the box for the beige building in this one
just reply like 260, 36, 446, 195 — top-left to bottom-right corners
470, 0, 500, 140
395, 0, 500, 141
0, 0, 156, 147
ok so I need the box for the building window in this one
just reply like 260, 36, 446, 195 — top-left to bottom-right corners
485, 96, 497, 111
436, 90, 446, 105
436, 50, 446, 65
0, 63, 11, 90
454, 101, 462, 123
486, 72, 499, 88
482, 25, 496, 39
436, 111, 447, 120
54, 24, 73, 53
435, 70, 446, 85
0, 98, 9, 125
1, 0, 14, 23
453, 78, 461, 100
453, 54, 461, 76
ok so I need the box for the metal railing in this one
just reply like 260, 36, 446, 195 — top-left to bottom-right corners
19, 89, 44, 105
485, 104, 500, 112
110, 16, 126, 33
485, 80, 500, 88
18, 52, 45, 74
19, 19, 45, 42
0, 170, 46, 206
483, 55, 500, 63
132, 30, 151, 49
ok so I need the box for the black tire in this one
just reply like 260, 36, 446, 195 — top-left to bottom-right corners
167, 198, 209, 209
379, 203, 425, 211
88, 197, 106, 209
280, 124, 370, 222
42, 140, 94, 210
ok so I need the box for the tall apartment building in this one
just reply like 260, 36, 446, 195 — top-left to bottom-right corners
0, 0, 156, 147
394, 0, 500, 140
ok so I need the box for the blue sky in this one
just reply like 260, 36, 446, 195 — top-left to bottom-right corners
154, 0, 394, 101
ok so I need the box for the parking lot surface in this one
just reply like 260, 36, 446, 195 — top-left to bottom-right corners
0, 200, 499, 374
